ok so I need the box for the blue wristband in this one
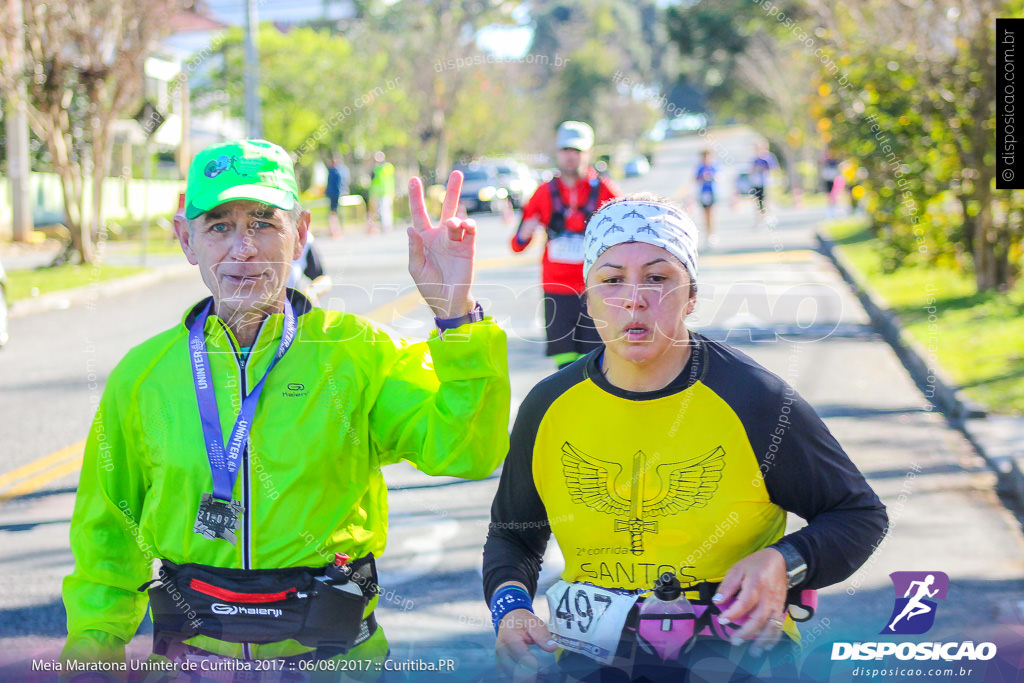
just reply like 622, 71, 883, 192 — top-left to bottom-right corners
489, 585, 533, 634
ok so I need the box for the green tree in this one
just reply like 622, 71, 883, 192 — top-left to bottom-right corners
200, 25, 414, 184
555, 38, 619, 122
366, 0, 525, 178
445, 66, 538, 161
812, 0, 1022, 290
0, 0, 178, 263
666, 0, 820, 186
665, 0, 753, 112
526, 0, 663, 149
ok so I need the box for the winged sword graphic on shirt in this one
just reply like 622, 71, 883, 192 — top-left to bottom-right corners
561, 442, 726, 555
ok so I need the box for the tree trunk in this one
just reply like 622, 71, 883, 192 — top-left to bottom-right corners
995, 236, 1009, 288
971, 191, 995, 292
90, 145, 105, 262
992, 217, 1011, 290
47, 121, 93, 264
958, 193, 975, 257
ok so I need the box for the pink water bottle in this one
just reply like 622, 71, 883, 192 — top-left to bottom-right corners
637, 572, 696, 662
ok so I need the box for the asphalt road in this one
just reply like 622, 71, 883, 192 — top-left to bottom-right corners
1, 130, 1023, 682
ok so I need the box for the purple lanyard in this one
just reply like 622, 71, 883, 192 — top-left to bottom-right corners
188, 299, 297, 502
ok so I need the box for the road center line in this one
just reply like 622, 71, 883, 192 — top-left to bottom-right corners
0, 456, 83, 502
0, 439, 85, 492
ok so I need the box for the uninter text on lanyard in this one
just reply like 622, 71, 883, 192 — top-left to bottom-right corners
187, 298, 297, 544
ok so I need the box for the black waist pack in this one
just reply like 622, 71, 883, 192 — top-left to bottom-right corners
141, 554, 377, 652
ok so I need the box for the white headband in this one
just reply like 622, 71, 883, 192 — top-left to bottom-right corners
583, 200, 699, 282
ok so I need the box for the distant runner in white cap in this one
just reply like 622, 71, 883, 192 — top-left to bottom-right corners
511, 121, 620, 370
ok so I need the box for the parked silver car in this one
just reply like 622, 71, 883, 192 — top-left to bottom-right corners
453, 163, 507, 213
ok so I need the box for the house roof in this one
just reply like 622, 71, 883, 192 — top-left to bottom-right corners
167, 8, 227, 33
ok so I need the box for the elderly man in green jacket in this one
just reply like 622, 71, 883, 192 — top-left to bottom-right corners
61, 139, 509, 677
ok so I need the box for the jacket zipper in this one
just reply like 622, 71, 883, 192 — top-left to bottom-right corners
220, 327, 252, 660
223, 315, 269, 661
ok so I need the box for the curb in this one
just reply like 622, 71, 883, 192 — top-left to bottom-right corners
7, 262, 194, 319
816, 230, 1024, 511
816, 231, 985, 420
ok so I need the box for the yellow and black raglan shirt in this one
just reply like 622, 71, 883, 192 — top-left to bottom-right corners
483, 332, 887, 601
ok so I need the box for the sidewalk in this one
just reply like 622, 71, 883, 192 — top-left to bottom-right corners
817, 230, 1024, 520
2, 238, 194, 319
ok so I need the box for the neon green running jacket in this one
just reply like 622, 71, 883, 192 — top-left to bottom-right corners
62, 293, 509, 665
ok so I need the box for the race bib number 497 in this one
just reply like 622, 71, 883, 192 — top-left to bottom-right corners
545, 581, 637, 665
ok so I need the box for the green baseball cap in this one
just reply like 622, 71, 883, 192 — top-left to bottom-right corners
185, 139, 298, 219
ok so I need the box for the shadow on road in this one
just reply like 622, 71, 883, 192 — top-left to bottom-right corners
0, 597, 68, 639
696, 324, 876, 346
814, 405, 933, 419
1, 487, 77, 505
0, 518, 71, 533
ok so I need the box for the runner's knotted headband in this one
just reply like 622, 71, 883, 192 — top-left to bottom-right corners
583, 200, 699, 283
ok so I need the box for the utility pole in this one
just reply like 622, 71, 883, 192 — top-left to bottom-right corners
141, 135, 153, 266
5, 0, 32, 242
179, 74, 191, 179
243, 0, 262, 139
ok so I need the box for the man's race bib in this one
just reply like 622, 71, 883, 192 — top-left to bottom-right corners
547, 234, 585, 264
545, 580, 638, 665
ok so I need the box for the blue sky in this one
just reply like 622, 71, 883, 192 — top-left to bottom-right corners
183, 1, 533, 58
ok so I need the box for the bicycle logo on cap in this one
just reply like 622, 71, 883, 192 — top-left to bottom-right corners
204, 155, 262, 179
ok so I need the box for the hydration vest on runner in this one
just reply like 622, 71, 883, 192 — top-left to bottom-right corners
546, 176, 602, 240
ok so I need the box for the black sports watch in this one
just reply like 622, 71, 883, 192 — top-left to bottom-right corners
770, 541, 808, 588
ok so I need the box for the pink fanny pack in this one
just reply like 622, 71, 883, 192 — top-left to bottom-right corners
635, 587, 818, 662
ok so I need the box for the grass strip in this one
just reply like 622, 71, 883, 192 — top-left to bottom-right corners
823, 216, 1024, 414
7, 263, 146, 302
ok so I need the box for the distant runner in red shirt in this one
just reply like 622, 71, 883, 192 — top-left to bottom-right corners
512, 121, 620, 370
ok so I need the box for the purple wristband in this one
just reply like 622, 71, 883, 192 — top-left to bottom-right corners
434, 302, 484, 333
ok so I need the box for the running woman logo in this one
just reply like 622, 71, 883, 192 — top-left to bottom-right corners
881, 571, 949, 635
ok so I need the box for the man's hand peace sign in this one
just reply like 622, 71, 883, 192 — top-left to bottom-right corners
407, 171, 478, 320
